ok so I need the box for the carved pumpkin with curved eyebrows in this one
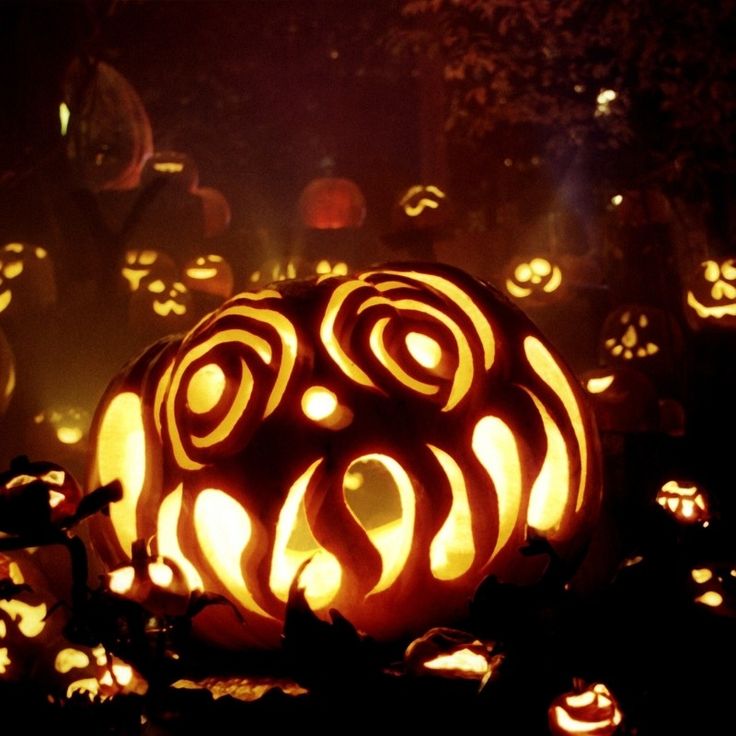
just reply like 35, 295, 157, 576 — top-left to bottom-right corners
684, 257, 736, 330
87, 263, 601, 649
504, 256, 565, 306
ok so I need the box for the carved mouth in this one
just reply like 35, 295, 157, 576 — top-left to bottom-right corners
0, 290, 12, 314
687, 291, 736, 319
154, 300, 186, 317
186, 268, 218, 280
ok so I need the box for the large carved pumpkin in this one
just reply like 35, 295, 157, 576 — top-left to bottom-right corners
87, 263, 601, 649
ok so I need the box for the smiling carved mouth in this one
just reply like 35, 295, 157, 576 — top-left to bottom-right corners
186, 268, 218, 280
154, 300, 186, 317
687, 291, 736, 319
0, 290, 12, 314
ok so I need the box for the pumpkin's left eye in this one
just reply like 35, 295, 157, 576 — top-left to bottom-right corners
6, 473, 37, 489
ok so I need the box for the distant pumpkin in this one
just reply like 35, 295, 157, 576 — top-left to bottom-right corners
504, 255, 565, 306
129, 276, 193, 337
183, 254, 234, 301
0, 242, 56, 319
120, 248, 178, 293
392, 184, 452, 232
140, 151, 199, 193
684, 257, 736, 330
656, 480, 710, 525
297, 178, 366, 229
548, 681, 623, 736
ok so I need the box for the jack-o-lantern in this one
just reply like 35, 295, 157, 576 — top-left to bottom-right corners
87, 263, 602, 649
0, 458, 82, 533
656, 480, 710, 525
599, 304, 682, 382
690, 566, 736, 618
684, 258, 736, 330
64, 59, 153, 192
0, 327, 15, 415
128, 276, 193, 337
297, 178, 366, 229
140, 151, 199, 193
391, 184, 453, 232
503, 256, 566, 306
248, 257, 349, 290
581, 367, 659, 433
120, 249, 178, 293
548, 681, 623, 736
196, 187, 232, 238
0, 242, 56, 319
183, 254, 234, 301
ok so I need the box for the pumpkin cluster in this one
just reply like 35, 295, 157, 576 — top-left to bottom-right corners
87, 263, 601, 649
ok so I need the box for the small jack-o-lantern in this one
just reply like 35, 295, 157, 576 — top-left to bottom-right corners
140, 151, 199, 193
404, 627, 499, 682
684, 258, 736, 330
183, 254, 234, 301
26, 406, 91, 478
0, 458, 82, 532
548, 681, 623, 736
599, 304, 682, 382
0, 242, 56, 319
504, 256, 565, 306
690, 566, 736, 618
297, 178, 366, 229
656, 480, 710, 525
88, 262, 602, 649
247, 257, 349, 290
129, 276, 193, 337
581, 366, 659, 433
392, 184, 453, 232
120, 248, 177, 293
0, 327, 15, 415
196, 187, 232, 238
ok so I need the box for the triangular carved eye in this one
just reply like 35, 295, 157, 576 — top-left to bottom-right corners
5, 474, 37, 489
41, 470, 66, 485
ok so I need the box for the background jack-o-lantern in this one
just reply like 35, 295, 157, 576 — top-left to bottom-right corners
656, 479, 710, 525
684, 257, 736, 331
140, 151, 199, 193
183, 254, 234, 302
120, 248, 178, 294
87, 263, 601, 649
548, 681, 623, 736
128, 276, 193, 338
503, 255, 566, 306
391, 184, 453, 233
0, 242, 57, 320
297, 177, 366, 229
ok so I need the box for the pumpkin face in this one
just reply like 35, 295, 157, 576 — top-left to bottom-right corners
690, 566, 736, 618
656, 480, 710, 525
88, 263, 601, 648
684, 258, 736, 330
183, 254, 234, 301
248, 257, 349, 290
121, 248, 178, 294
392, 184, 452, 232
140, 151, 199, 192
548, 682, 623, 736
504, 256, 565, 306
0, 242, 56, 318
297, 177, 366, 229
129, 277, 193, 336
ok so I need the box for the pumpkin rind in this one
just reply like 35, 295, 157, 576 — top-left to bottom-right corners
87, 263, 602, 648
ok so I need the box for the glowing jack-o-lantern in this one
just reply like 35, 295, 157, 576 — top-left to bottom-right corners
690, 566, 736, 618
656, 480, 710, 525
88, 263, 601, 648
129, 277, 193, 337
183, 254, 234, 301
297, 178, 366, 229
0, 327, 15, 416
549, 681, 623, 736
140, 151, 199, 192
248, 257, 349, 290
392, 184, 452, 232
504, 256, 565, 306
684, 258, 736, 330
0, 242, 56, 318
120, 248, 177, 293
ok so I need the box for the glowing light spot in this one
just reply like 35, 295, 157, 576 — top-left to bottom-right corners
0, 599, 47, 638
157, 485, 204, 591
57, 426, 83, 444
0, 291, 11, 315
187, 363, 226, 414
108, 566, 135, 594
586, 375, 615, 394
153, 299, 187, 317
0, 648, 9, 674
423, 648, 491, 677
59, 102, 70, 136
194, 489, 271, 617
301, 386, 338, 421
148, 562, 173, 588
55, 648, 90, 674
3, 262, 23, 280
695, 591, 723, 608
515, 263, 533, 282
6, 474, 36, 489
691, 568, 713, 584
154, 162, 184, 173
611, 194, 623, 206
405, 331, 442, 369
428, 446, 475, 580
147, 279, 166, 294
96, 392, 147, 556
186, 268, 218, 280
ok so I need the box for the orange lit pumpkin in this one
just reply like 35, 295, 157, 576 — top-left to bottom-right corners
128, 276, 193, 338
690, 565, 736, 618
87, 263, 601, 649
656, 480, 710, 525
248, 257, 349, 290
297, 177, 366, 229
120, 248, 178, 293
548, 681, 623, 736
503, 255, 566, 306
391, 184, 452, 232
684, 257, 736, 330
183, 254, 234, 301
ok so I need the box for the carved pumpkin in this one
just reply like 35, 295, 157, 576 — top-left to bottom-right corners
87, 263, 602, 649
129, 276, 193, 338
684, 257, 736, 330
503, 256, 565, 306
120, 248, 178, 293
64, 59, 153, 192
548, 681, 623, 736
297, 178, 366, 229
248, 257, 349, 290
0, 242, 56, 319
0, 327, 15, 416
656, 480, 710, 525
599, 304, 682, 382
581, 367, 659, 433
183, 254, 234, 301
392, 184, 452, 232
140, 151, 199, 193
690, 566, 736, 618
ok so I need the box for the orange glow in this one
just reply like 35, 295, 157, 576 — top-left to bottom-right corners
301, 386, 338, 421
157, 485, 204, 591
423, 647, 491, 677
586, 375, 615, 394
